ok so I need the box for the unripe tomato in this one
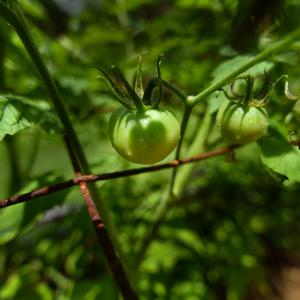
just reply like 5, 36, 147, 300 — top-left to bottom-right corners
216, 100, 268, 144
108, 107, 180, 164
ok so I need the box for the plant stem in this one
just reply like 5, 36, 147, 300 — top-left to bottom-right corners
173, 109, 213, 196
0, 0, 128, 276
169, 103, 193, 194
65, 137, 139, 300
0, 146, 237, 209
162, 80, 187, 103
191, 27, 300, 105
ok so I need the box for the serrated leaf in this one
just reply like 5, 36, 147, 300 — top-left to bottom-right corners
0, 95, 62, 141
212, 55, 274, 83
0, 100, 32, 141
258, 128, 300, 182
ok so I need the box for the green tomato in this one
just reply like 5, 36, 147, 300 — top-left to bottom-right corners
108, 107, 180, 164
216, 100, 268, 144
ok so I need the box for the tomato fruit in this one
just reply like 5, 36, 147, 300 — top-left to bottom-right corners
108, 107, 180, 164
216, 100, 268, 144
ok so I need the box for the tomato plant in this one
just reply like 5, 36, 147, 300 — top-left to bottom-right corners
1, 1, 300, 300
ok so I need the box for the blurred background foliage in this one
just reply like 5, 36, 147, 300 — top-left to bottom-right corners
1, 0, 300, 299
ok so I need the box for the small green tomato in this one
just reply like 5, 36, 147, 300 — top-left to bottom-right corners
216, 100, 268, 144
108, 106, 180, 164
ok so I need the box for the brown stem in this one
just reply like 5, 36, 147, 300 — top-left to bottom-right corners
0, 146, 237, 209
79, 181, 138, 300
64, 136, 139, 300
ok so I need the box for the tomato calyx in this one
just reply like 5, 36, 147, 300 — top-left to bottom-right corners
94, 55, 164, 113
219, 73, 298, 109
219, 73, 271, 108
95, 55, 181, 164
216, 73, 299, 145
216, 74, 271, 145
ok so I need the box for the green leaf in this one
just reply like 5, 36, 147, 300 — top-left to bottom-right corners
0, 95, 62, 141
212, 55, 274, 83
258, 126, 300, 182
0, 203, 24, 245
0, 99, 31, 141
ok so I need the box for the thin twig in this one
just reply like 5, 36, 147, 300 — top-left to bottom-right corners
0, 146, 237, 209
64, 137, 139, 300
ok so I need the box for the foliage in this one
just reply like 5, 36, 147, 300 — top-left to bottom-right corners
1, 0, 300, 299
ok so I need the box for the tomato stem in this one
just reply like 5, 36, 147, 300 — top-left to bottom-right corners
161, 80, 187, 104
169, 102, 193, 195
190, 26, 300, 105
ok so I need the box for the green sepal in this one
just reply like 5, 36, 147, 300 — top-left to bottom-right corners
134, 56, 144, 99
272, 74, 298, 101
161, 80, 186, 103
143, 77, 158, 106
151, 55, 163, 109
284, 79, 298, 101
94, 66, 134, 109
252, 71, 271, 100
111, 65, 145, 111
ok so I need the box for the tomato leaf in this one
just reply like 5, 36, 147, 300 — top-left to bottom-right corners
0, 95, 62, 141
258, 126, 300, 182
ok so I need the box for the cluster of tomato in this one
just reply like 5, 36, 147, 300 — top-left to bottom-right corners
98, 61, 281, 165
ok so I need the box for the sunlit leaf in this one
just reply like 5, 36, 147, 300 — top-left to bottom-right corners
0, 95, 62, 141
258, 125, 300, 182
